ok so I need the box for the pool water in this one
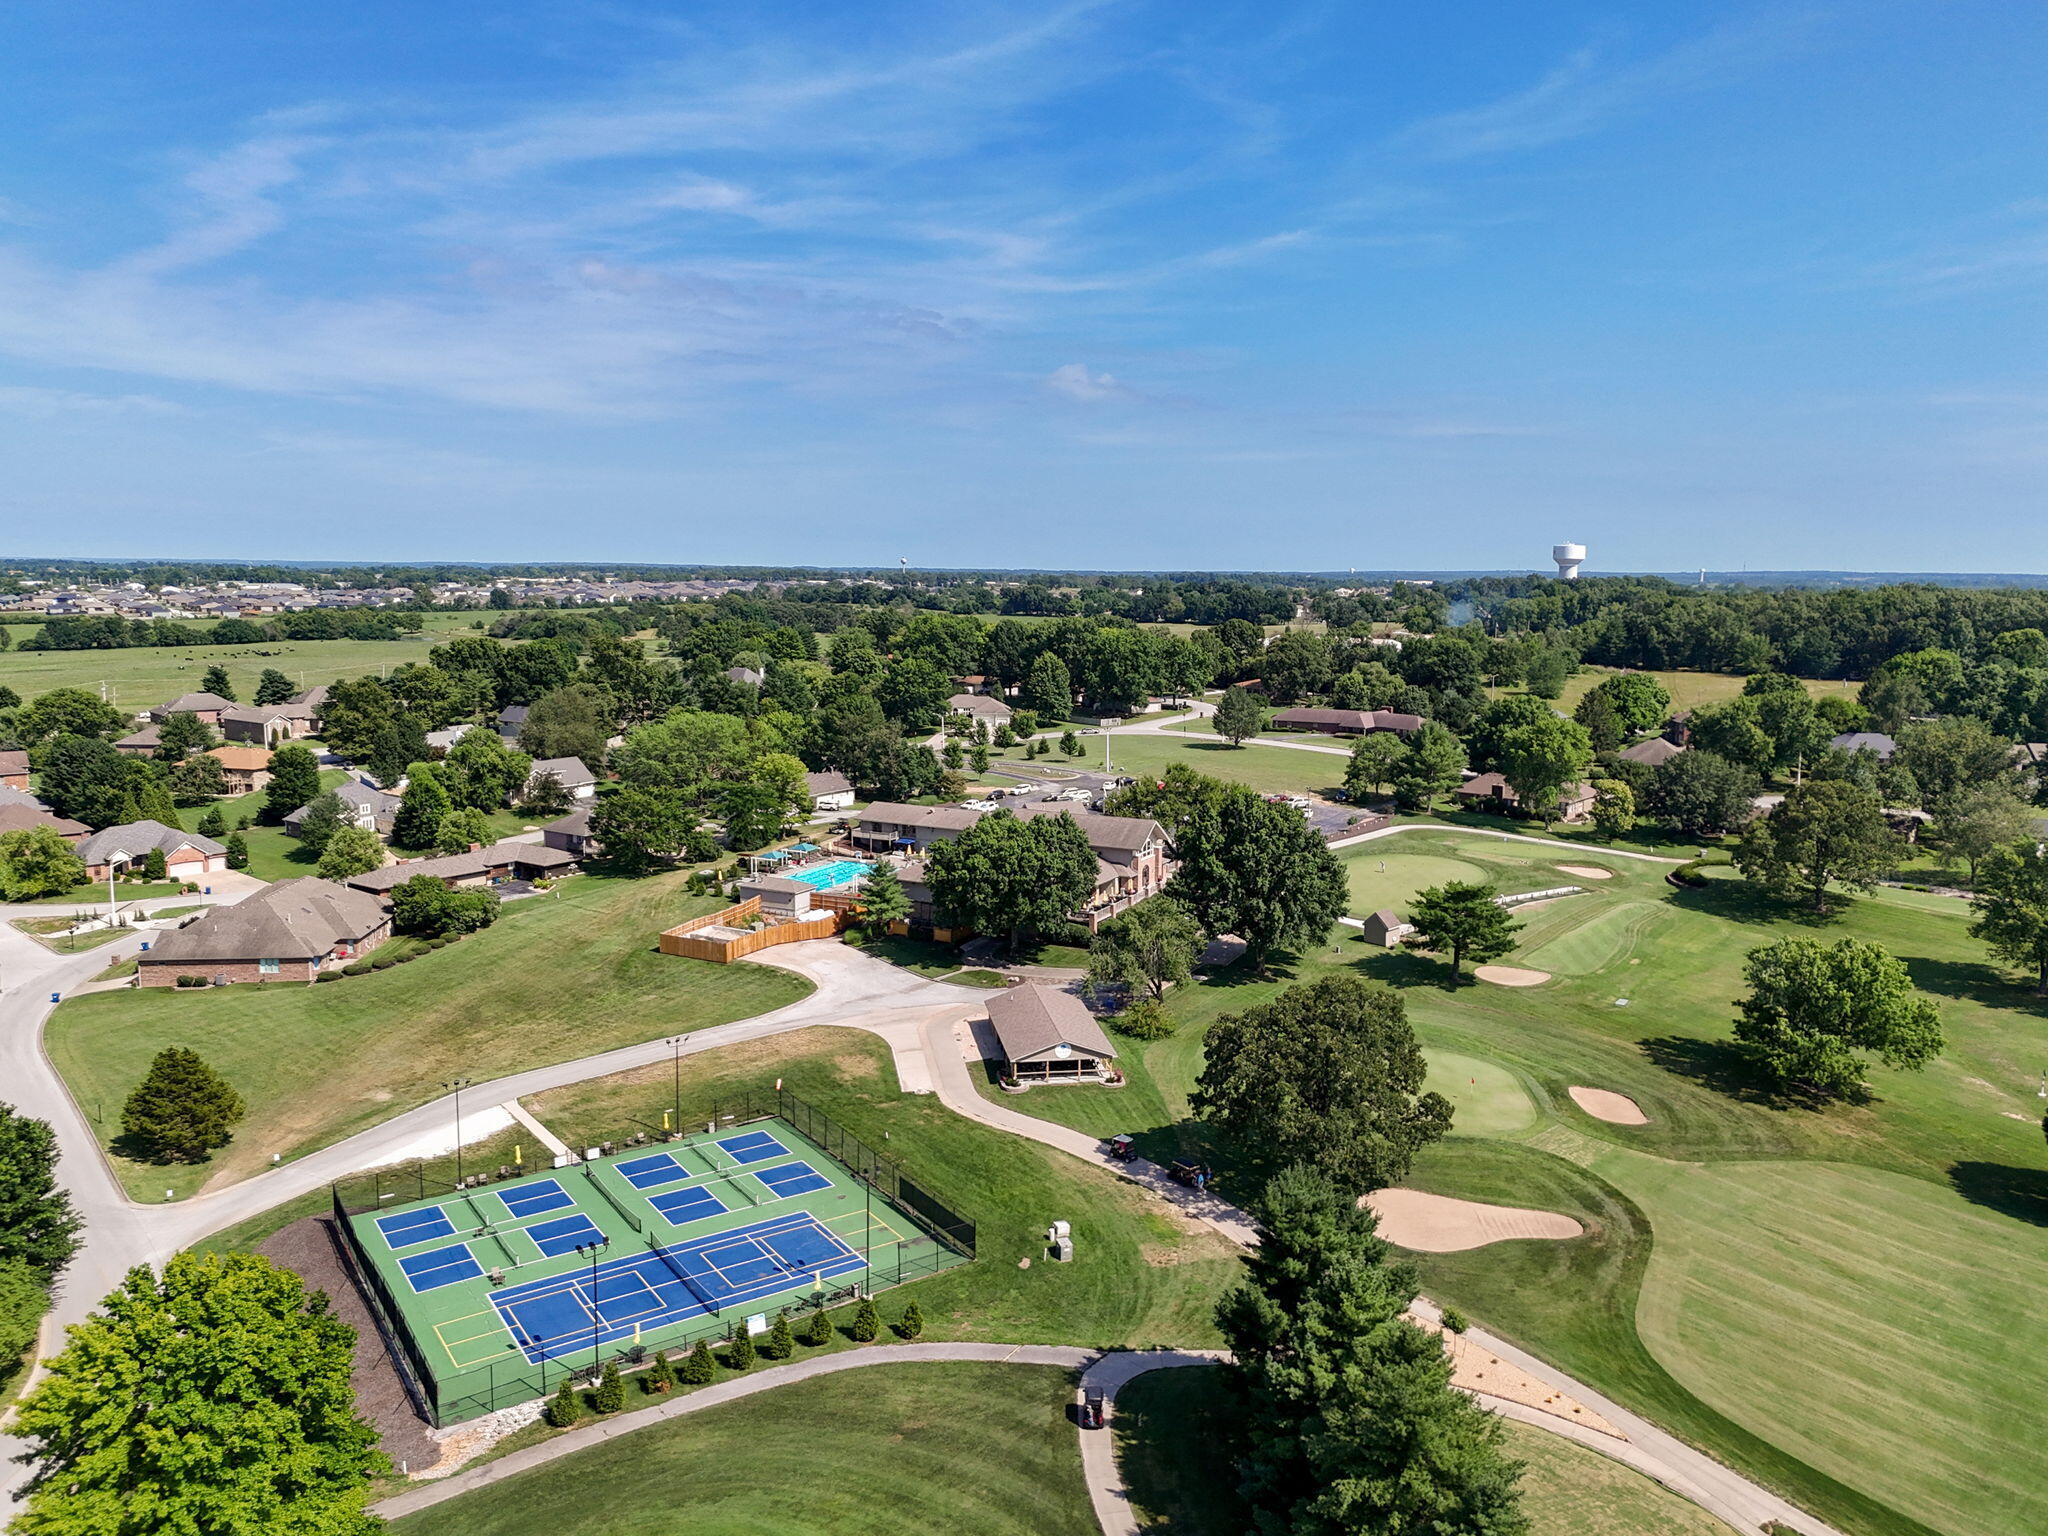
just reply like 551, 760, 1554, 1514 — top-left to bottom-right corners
785, 859, 872, 891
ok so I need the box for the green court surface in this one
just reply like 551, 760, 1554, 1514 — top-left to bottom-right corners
342, 1111, 969, 1423
1422, 1052, 1539, 1138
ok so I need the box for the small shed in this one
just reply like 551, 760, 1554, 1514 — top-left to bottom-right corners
737, 874, 814, 918
1360, 909, 1414, 948
985, 984, 1118, 1084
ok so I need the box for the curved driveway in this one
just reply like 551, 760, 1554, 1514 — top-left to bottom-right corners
3, 907, 1827, 1536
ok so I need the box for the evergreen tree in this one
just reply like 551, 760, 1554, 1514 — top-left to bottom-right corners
197, 804, 228, 838
200, 664, 235, 701
0, 1104, 82, 1278
225, 831, 250, 871
725, 1327, 757, 1371
166, 753, 225, 806
544, 1376, 584, 1427
764, 1313, 796, 1359
851, 1296, 881, 1342
643, 1349, 677, 1393
679, 1339, 718, 1383
121, 1047, 246, 1163
1407, 882, 1518, 985
254, 668, 296, 705
154, 711, 215, 764
264, 743, 322, 822
800, 1305, 834, 1347
1218, 1166, 1527, 1536
855, 860, 911, 934
366, 716, 428, 788
896, 1301, 924, 1340
135, 761, 184, 826
142, 848, 168, 881
393, 767, 452, 850
13, 1251, 386, 1534
293, 791, 348, 853
591, 1359, 625, 1413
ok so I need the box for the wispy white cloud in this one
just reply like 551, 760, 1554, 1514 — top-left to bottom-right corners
0, 384, 181, 418
1044, 362, 1141, 403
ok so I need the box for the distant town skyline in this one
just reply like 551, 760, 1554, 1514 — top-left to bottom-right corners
1, 2, 2044, 571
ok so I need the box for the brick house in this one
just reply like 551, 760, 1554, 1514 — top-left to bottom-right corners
1454, 772, 1597, 824
282, 780, 401, 838
138, 878, 390, 987
342, 839, 581, 895
0, 804, 88, 843
1268, 707, 1423, 737
146, 691, 236, 726
206, 745, 274, 795
76, 820, 227, 881
0, 749, 28, 791
947, 693, 1013, 723
219, 702, 319, 744
113, 724, 163, 757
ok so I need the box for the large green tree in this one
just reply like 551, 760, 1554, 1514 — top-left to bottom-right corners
613, 709, 754, 799
1970, 841, 2048, 994
1343, 732, 1407, 801
1734, 778, 1900, 912
518, 683, 616, 766
263, 742, 322, 821
0, 1104, 82, 1278
590, 785, 699, 872
120, 1047, 246, 1163
152, 711, 215, 764
926, 809, 1098, 950
1495, 713, 1592, 826
14, 688, 126, 746
1021, 650, 1074, 720
291, 791, 349, 855
1217, 1165, 1527, 1536
1391, 721, 1467, 811
1213, 685, 1267, 746
854, 859, 911, 932
1168, 787, 1346, 971
1580, 672, 1671, 736
315, 825, 386, 881
1407, 882, 1518, 985
392, 765, 452, 850
199, 664, 236, 701
1930, 783, 2034, 883
1087, 896, 1203, 1001
0, 827, 87, 901
12, 1251, 385, 1534
1735, 936, 1944, 1099
36, 735, 134, 828
1896, 716, 2015, 810
1643, 748, 1757, 837
253, 668, 295, 705
1194, 975, 1452, 1191
443, 729, 532, 811
875, 658, 953, 731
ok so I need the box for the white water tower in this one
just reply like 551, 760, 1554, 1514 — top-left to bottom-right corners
1552, 543, 1586, 580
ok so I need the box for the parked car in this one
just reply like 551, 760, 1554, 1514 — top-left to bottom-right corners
961, 799, 1001, 811
1056, 788, 1093, 802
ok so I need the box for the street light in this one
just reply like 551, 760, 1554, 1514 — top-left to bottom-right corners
442, 1078, 472, 1187
575, 1239, 610, 1377
665, 1036, 686, 1132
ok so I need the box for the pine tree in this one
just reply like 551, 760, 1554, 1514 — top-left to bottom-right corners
764, 1313, 796, 1360
643, 1350, 677, 1394
120, 1047, 246, 1163
591, 1358, 625, 1412
135, 767, 184, 829
544, 1376, 584, 1427
197, 805, 228, 838
0, 1104, 83, 1278
896, 1301, 924, 1340
253, 668, 295, 706
679, 1339, 717, 1383
800, 1304, 834, 1347
856, 860, 911, 934
725, 1327, 757, 1371
263, 743, 322, 822
851, 1295, 881, 1342
225, 831, 249, 870
142, 848, 168, 881
200, 664, 235, 701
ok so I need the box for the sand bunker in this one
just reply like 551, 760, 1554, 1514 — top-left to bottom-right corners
1366, 1189, 1583, 1252
1569, 1086, 1649, 1124
1475, 965, 1550, 987
1556, 864, 1613, 880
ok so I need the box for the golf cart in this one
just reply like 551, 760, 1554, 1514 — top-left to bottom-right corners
1106, 1134, 1137, 1162
1169, 1159, 1211, 1191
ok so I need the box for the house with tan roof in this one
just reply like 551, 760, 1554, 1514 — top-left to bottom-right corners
983, 983, 1118, 1084
206, 745, 274, 795
76, 820, 226, 882
138, 877, 390, 987
147, 692, 236, 725
0, 749, 28, 791
0, 804, 88, 843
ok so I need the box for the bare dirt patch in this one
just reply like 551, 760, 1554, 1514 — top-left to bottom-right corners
1556, 864, 1614, 880
1474, 965, 1551, 987
1366, 1189, 1583, 1252
1569, 1085, 1649, 1125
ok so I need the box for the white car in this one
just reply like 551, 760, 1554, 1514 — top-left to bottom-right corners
961, 799, 1001, 811
1056, 788, 1094, 802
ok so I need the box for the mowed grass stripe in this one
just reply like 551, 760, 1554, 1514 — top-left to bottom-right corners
1520, 902, 1664, 977
1609, 1157, 2048, 1536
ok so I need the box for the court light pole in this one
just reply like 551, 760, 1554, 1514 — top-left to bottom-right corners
442, 1078, 472, 1188
576, 1238, 610, 1378
665, 1036, 685, 1132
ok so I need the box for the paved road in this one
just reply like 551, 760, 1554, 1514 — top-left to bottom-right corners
3, 924, 1828, 1536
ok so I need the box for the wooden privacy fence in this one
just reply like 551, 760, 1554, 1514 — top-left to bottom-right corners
658, 896, 845, 962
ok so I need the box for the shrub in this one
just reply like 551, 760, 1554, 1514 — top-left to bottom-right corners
895, 1301, 924, 1340
175, 975, 207, 989
369, 953, 397, 970
543, 1377, 584, 1428
725, 1327, 757, 1371
679, 1339, 716, 1384
642, 1350, 676, 1394
314, 971, 341, 983
1439, 1306, 1468, 1334
850, 1296, 881, 1343
591, 1359, 625, 1413
341, 960, 372, 976
763, 1313, 795, 1360
1112, 999, 1176, 1040
427, 936, 448, 949
799, 1306, 834, 1348
393, 949, 417, 963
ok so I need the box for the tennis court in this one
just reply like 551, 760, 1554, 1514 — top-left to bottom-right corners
337, 1104, 974, 1423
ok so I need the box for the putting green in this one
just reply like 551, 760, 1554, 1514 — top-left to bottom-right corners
1344, 851, 1486, 917
1602, 1155, 2048, 1536
1422, 1051, 1538, 1138
1521, 902, 1665, 977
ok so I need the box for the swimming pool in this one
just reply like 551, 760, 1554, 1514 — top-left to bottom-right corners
785, 859, 872, 892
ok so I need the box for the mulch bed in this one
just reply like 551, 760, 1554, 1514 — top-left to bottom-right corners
258, 1215, 439, 1475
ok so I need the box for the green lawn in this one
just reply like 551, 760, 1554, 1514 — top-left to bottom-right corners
46, 870, 813, 1199
0, 612, 484, 714
1115, 1365, 1732, 1536
988, 732, 1348, 799
968, 827, 2048, 1536
1494, 665, 1853, 717
21, 880, 186, 906
9, 917, 128, 953
179, 767, 353, 881
391, 1364, 1094, 1536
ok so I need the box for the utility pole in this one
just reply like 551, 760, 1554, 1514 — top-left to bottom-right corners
442, 1078, 472, 1186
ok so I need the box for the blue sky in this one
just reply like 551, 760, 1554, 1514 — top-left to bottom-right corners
1, 1, 2045, 572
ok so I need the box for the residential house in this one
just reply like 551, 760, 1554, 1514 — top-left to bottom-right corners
0, 749, 27, 791
526, 756, 597, 801
1359, 909, 1415, 948
0, 786, 48, 812
1453, 772, 1597, 823
724, 665, 766, 688
947, 693, 1012, 723
113, 724, 163, 758
1617, 736, 1685, 768
1830, 731, 1898, 760
540, 807, 600, 857
804, 771, 855, 815
282, 780, 401, 839
218, 704, 313, 745
1268, 707, 1423, 737
984, 984, 1118, 1084
76, 821, 227, 882
425, 722, 474, 752
0, 804, 87, 843
138, 878, 390, 987
206, 745, 274, 796
341, 839, 580, 895
146, 692, 236, 726
496, 704, 529, 743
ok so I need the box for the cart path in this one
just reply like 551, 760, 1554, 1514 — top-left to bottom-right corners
4, 933, 1828, 1536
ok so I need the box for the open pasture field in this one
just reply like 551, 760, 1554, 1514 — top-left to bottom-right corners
976, 824, 2048, 1536
46, 871, 810, 1199
1495, 664, 1854, 716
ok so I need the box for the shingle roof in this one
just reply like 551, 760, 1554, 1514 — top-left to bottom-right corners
529, 756, 595, 788
947, 693, 1011, 716
984, 983, 1117, 1063
1617, 737, 1685, 766
1830, 732, 1898, 759
544, 807, 594, 836
152, 692, 235, 716
115, 724, 163, 749
805, 771, 853, 797
76, 820, 225, 864
497, 704, 530, 726
0, 749, 28, 777
207, 745, 274, 771
219, 705, 295, 725
1270, 707, 1421, 732
282, 781, 400, 826
1013, 804, 1162, 853
146, 878, 385, 964
740, 875, 812, 895
858, 801, 989, 834
0, 804, 87, 838
342, 838, 578, 893
0, 785, 48, 810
